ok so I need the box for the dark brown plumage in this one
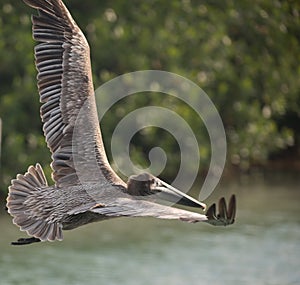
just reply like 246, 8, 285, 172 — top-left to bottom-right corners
6, 0, 236, 245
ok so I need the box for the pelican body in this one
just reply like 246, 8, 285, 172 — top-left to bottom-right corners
6, 0, 236, 245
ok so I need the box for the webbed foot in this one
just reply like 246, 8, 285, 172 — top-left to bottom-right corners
11, 237, 41, 245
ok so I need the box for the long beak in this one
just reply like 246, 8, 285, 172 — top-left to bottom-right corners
152, 179, 206, 210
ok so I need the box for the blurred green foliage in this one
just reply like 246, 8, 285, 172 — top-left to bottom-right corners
0, 0, 299, 193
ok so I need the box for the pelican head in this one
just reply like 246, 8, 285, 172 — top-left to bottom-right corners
127, 173, 206, 209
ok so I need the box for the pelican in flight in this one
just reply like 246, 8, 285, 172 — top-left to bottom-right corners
6, 0, 236, 245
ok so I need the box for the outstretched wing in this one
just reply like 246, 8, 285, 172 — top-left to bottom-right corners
24, 0, 123, 187
205, 195, 236, 226
88, 195, 236, 226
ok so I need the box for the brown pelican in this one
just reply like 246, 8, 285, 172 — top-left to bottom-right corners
6, 0, 236, 245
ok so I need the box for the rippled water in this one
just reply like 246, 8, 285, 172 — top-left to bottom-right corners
1, 174, 299, 285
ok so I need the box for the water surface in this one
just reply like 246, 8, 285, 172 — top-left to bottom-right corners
1, 174, 299, 285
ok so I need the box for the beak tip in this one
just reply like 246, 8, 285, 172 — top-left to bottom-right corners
200, 203, 206, 211
154, 179, 207, 209
179, 197, 206, 209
